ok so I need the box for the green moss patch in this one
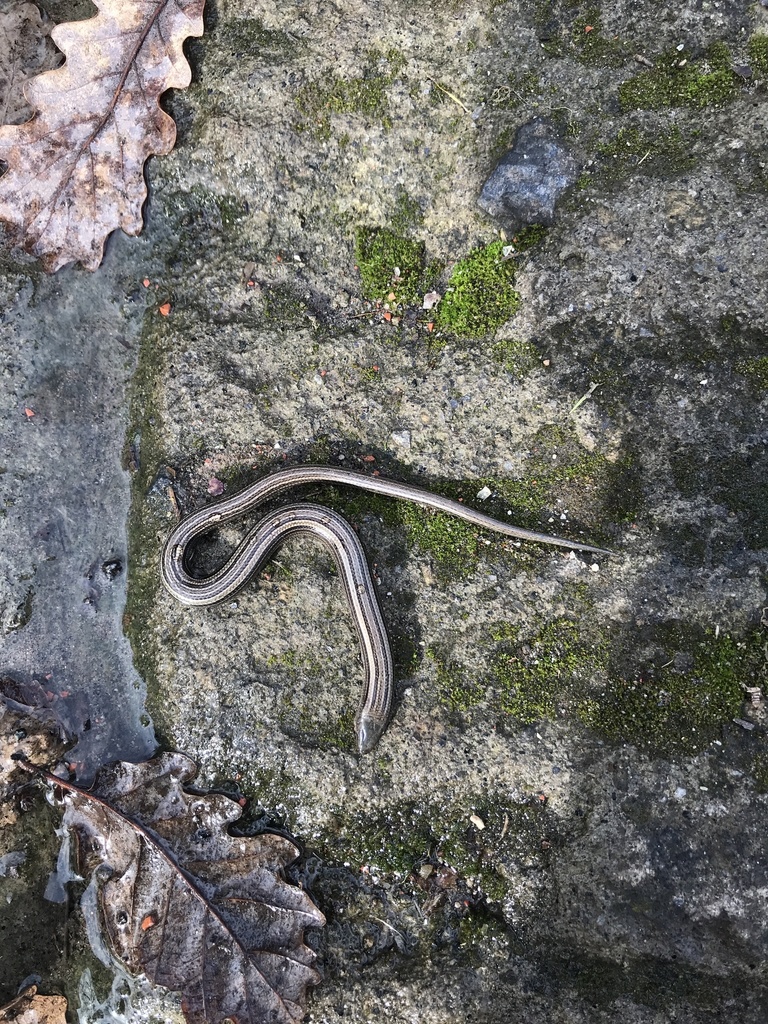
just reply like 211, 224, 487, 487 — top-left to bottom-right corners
595, 125, 696, 182
294, 49, 404, 138
572, 8, 627, 68
436, 240, 521, 338
736, 356, 768, 390
489, 69, 541, 109
493, 618, 606, 723
435, 611, 762, 762
619, 43, 739, 110
214, 18, 299, 61
491, 337, 540, 377
354, 227, 433, 305
318, 792, 555, 906
399, 502, 484, 578
324, 424, 634, 578
748, 33, 768, 78
268, 648, 357, 753
582, 629, 763, 756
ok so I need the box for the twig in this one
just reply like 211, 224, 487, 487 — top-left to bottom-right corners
428, 78, 472, 115
569, 381, 601, 414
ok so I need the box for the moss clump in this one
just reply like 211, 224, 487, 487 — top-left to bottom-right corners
736, 356, 768, 390
354, 227, 433, 305
748, 33, 768, 78
514, 223, 549, 251
390, 189, 425, 234
596, 125, 696, 182
492, 618, 606, 723
437, 241, 520, 338
432, 649, 487, 713
400, 504, 483, 579
619, 44, 739, 110
294, 50, 403, 137
572, 8, 627, 68
319, 793, 554, 907
263, 285, 309, 325
581, 629, 762, 756
491, 337, 540, 378
123, 315, 173, 732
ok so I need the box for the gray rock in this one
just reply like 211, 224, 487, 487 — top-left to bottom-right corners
478, 119, 581, 232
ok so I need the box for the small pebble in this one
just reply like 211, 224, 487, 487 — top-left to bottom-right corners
476, 485, 492, 500
391, 430, 411, 448
469, 813, 485, 830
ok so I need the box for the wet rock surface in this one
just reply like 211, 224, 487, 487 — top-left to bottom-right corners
2, 0, 768, 1020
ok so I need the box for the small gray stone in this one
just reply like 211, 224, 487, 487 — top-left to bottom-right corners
478, 118, 581, 233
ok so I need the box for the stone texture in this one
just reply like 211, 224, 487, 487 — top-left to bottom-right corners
478, 118, 581, 233
1, 0, 768, 1021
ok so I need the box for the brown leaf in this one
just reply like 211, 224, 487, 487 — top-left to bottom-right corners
0, 985, 67, 1024
0, 678, 73, 810
50, 752, 325, 1024
0, 4, 61, 127
0, 0, 205, 272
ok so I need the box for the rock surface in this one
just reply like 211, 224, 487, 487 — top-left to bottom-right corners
478, 118, 581, 232
1, 0, 768, 1021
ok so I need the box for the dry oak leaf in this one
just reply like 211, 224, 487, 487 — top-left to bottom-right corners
48, 751, 325, 1024
0, 0, 205, 272
0, 4, 61, 127
0, 677, 72, 817
0, 985, 67, 1024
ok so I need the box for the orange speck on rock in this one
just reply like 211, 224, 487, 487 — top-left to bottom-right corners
142, 278, 150, 288
24, 407, 35, 418
383, 311, 392, 322
426, 322, 434, 332
158, 302, 171, 316
362, 455, 375, 462
584, 24, 594, 31
141, 915, 156, 931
